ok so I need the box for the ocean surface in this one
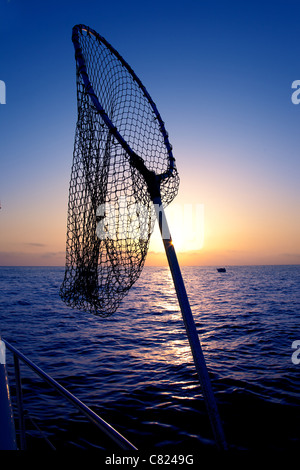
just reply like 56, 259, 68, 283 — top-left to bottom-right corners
0, 265, 299, 453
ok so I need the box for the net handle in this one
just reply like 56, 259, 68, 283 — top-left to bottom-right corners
153, 196, 227, 451
72, 24, 175, 186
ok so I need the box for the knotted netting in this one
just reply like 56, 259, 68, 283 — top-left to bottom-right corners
60, 25, 179, 316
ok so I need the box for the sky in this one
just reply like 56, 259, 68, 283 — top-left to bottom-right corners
0, 0, 299, 267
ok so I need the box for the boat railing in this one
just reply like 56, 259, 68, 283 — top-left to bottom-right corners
1, 338, 137, 451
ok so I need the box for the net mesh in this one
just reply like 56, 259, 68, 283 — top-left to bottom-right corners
60, 26, 179, 316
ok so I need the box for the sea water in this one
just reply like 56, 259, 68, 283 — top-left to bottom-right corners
0, 265, 299, 452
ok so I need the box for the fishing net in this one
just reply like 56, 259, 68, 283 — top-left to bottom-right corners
60, 25, 180, 316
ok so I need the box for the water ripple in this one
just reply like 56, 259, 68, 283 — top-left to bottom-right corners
1, 265, 299, 451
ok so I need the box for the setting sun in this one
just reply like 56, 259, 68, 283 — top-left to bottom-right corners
149, 202, 205, 254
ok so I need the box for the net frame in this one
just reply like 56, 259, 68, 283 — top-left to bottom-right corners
60, 24, 179, 316
72, 24, 177, 195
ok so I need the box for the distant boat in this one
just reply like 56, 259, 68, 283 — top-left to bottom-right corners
217, 267, 226, 273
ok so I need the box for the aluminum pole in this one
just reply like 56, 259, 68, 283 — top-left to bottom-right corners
152, 197, 227, 451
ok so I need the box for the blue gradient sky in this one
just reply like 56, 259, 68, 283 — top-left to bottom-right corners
0, 0, 299, 266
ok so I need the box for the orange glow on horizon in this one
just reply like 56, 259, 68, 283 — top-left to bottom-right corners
0, 173, 299, 267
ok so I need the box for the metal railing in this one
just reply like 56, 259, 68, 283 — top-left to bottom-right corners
2, 339, 137, 451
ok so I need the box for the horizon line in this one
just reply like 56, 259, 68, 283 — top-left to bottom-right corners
0, 263, 299, 268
